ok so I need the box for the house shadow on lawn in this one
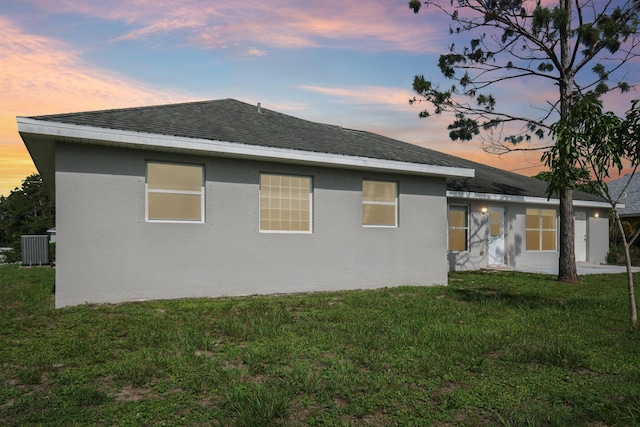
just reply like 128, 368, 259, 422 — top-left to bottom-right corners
449, 274, 601, 311
452, 286, 565, 310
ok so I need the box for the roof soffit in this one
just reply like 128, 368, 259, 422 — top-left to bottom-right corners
17, 117, 474, 179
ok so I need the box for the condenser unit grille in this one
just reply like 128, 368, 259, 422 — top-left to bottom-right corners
21, 235, 50, 266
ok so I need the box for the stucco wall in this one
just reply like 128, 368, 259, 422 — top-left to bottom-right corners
446, 202, 489, 271
447, 199, 609, 271
54, 142, 448, 307
588, 212, 609, 263
507, 204, 559, 268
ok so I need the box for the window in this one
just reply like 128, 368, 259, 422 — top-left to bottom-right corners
526, 208, 557, 251
146, 162, 204, 222
449, 206, 468, 251
362, 180, 397, 227
490, 210, 502, 237
260, 174, 312, 232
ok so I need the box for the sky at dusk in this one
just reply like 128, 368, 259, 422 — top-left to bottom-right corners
1, 0, 639, 197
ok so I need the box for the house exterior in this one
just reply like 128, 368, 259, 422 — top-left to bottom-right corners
17, 99, 610, 307
444, 160, 609, 271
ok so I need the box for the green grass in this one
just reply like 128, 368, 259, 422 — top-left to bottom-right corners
1, 265, 640, 426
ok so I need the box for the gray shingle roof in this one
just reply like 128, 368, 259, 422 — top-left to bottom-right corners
29, 98, 604, 202
32, 98, 463, 168
608, 174, 640, 216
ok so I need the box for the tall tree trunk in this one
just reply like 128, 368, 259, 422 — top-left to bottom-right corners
558, 188, 577, 282
557, 0, 577, 283
614, 210, 638, 327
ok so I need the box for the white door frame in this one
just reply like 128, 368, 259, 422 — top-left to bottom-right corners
575, 211, 587, 262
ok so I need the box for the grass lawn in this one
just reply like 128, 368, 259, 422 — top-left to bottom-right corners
1, 265, 640, 426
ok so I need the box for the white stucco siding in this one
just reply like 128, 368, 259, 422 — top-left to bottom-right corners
508, 206, 608, 267
446, 199, 610, 272
445, 201, 556, 271
54, 142, 448, 307
587, 213, 609, 264
507, 204, 558, 268
446, 202, 487, 271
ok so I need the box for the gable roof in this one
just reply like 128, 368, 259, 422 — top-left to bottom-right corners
608, 174, 640, 216
17, 98, 606, 206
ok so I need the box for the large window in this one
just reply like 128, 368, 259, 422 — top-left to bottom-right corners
362, 180, 397, 227
526, 208, 557, 251
449, 206, 468, 251
146, 162, 204, 222
260, 174, 312, 232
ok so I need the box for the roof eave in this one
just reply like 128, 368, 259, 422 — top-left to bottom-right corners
446, 190, 611, 209
17, 117, 474, 179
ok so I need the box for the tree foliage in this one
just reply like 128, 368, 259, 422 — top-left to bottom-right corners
533, 168, 600, 196
409, 0, 640, 151
543, 94, 640, 198
0, 174, 55, 251
545, 94, 640, 326
409, 0, 640, 282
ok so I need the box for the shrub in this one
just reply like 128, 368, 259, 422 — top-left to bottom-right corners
606, 244, 640, 266
1, 241, 21, 264
49, 242, 56, 266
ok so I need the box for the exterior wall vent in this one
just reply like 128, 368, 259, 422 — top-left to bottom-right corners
21, 235, 50, 266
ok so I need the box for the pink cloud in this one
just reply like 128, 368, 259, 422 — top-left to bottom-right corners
300, 82, 554, 146
20, 0, 448, 54
0, 142, 37, 195
0, 16, 191, 196
294, 84, 549, 177
298, 85, 416, 109
0, 17, 184, 116
114, 18, 205, 42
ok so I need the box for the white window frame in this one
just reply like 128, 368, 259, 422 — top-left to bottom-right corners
259, 173, 313, 234
525, 208, 557, 252
448, 205, 469, 252
362, 179, 398, 228
145, 161, 205, 223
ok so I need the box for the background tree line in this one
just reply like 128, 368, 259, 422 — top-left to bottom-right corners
0, 174, 54, 261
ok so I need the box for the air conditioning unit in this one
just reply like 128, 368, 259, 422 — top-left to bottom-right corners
21, 235, 50, 266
